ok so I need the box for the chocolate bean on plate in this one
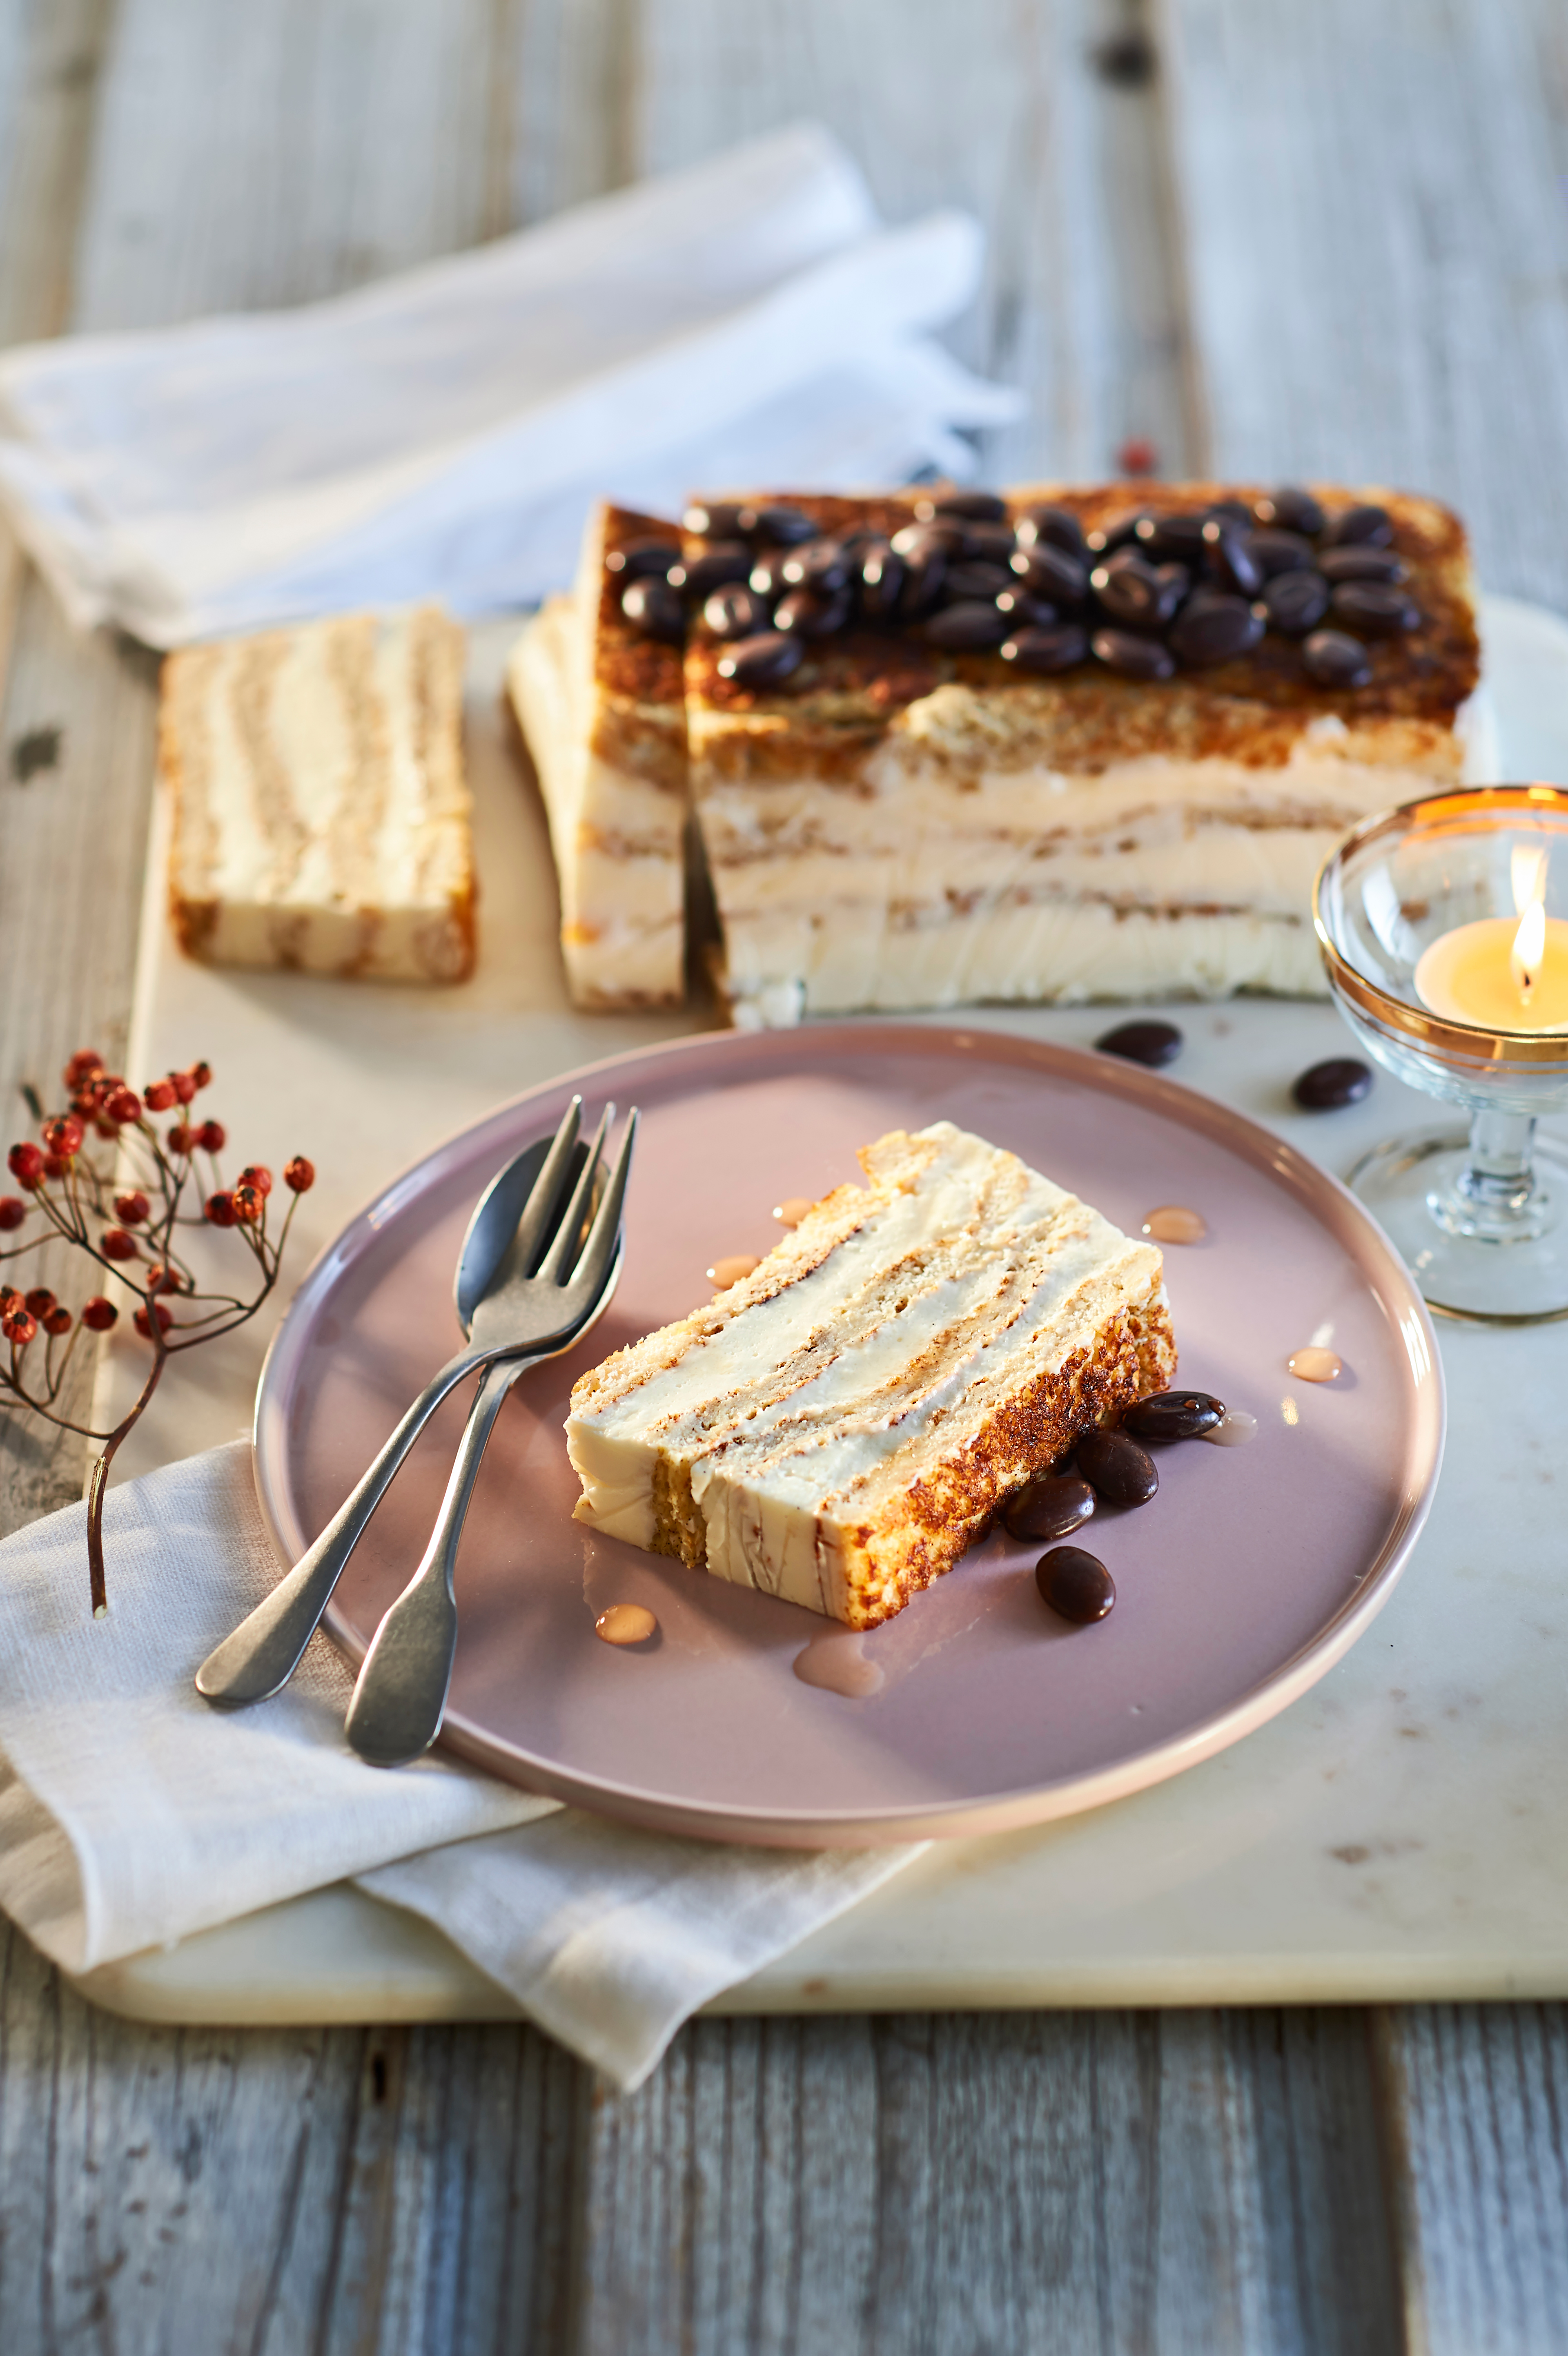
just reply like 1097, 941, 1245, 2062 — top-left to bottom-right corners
1246, 527, 1318, 578
1003, 1472, 1096, 1542
739, 502, 817, 545
944, 559, 1016, 601
1012, 545, 1089, 606
781, 538, 853, 593
605, 536, 682, 578
1302, 628, 1372, 688
1015, 503, 1088, 559
682, 500, 748, 540
1320, 502, 1394, 548
917, 489, 1009, 523
667, 541, 753, 595
703, 584, 770, 639
619, 577, 684, 642
1169, 592, 1265, 666
1037, 1547, 1116, 1625
774, 586, 852, 637
926, 599, 1010, 650
1254, 486, 1327, 535
716, 631, 804, 689
1001, 623, 1089, 673
1076, 1429, 1158, 1508
1292, 1056, 1374, 1110
858, 542, 906, 617
1259, 570, 1331, 636
1201, 521, 1264, 598
1091, 626, 1176, 680
1122, 1390, 1226, 1442
1330, 580, 1419, 636
1096, 1017, 1183, 1065
1318, 545, 1408, 584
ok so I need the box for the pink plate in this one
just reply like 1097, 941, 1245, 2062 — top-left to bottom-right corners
252, 1024, 1444, 1847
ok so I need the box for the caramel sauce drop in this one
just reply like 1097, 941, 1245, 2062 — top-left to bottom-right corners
1142, 1205, 1207, 1244
1288, 1347, 1343, 1383
793, 1629, 885, 1699
773, 1196, 814, 1228
595, 1603, 657, 1647
1203, 1408, 1258, 1446
707, 1253, 761, 1291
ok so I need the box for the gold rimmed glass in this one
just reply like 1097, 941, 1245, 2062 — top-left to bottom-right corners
1313, 784, 1568, 1322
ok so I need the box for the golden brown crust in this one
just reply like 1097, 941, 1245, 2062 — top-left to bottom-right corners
683, 484, 1480, 786
590, 504, 689, 794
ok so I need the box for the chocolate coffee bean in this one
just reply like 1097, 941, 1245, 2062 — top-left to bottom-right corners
667, 542, 753, 595
1076, 1429, 1158, 1507
748, 551, 792, 599
704, 584, 770, 639
1003, 1473, 1096, 1542
892, 521, 964, 559
605, 537, 681, 578
1134, 513, 1210, 563
1091, 555, 1184, 630
1001, 624, 1089, 673
918, 489, 1008, 523
1096, 1018, 1182, 1065
1122, 1391, 1225, 1442
1012, 545, 1089, 606
944, 559, 1015, 601
1330, 581, 1419, 636
781, 538, 852, 593
1247, 528, 1317, 578
619, 577, 684, 642
1085, 510, 1152, 554
995, 587, 1058, 627
775, 586, 851, 637
1260, 570, 1330, 636
1091, 627, 1176, 680
1292, 1056, 1374, 1110
1254, 487, 1326, 535
1206, 498, 1255, 528
926, 600, 1010, 650
682, 501, 747, 540
859, 542, 906, 618
1318, 546, 1408, 584
1201, 522, 1264, 598
1036, 1547, 1115, 1624
1168, 593, 1264, 667
740, 503, 816, 545
1302, 629, 1372, 688
1321, 502, 1393, 549
898, 548, 949, 617
1015, 504, 1088, 559
716, 631, 804, 689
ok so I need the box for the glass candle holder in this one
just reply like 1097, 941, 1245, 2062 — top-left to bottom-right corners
1313, 784, 1568, 1322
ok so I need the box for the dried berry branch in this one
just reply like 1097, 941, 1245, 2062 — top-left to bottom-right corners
2, 1048, 316, 1616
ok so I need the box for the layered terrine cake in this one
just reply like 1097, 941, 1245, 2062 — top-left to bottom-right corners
565, 1119, 1176, 1629
508, 502, 688, 1007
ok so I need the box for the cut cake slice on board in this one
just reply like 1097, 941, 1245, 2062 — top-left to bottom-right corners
566, 1120, 1176, 1629
160, 604, 474, 983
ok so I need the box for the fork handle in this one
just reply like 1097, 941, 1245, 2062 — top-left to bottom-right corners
194, 1344, 485, 1708
344, 1356, 524, 1767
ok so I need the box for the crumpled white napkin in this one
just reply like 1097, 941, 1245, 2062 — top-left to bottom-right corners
0, 121, 1020, 647
0, 1441, 922, 2087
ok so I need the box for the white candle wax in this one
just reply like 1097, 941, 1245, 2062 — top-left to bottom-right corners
1413, 915, 1568, 1032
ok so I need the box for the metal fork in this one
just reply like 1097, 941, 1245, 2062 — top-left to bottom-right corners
196, 1098, 637, 1711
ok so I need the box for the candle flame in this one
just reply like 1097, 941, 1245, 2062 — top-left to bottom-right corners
1512, 896, 1546, 996
1512, 843, 1550, 915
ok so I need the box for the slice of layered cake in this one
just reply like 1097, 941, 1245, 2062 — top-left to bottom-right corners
566, 1120, 1175, 1628
508, 502, 688, 1007
161, 604, 474, 983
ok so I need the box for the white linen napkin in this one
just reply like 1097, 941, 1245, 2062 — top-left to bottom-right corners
0, 122, 1020, 647
0, 1442, 922, 2088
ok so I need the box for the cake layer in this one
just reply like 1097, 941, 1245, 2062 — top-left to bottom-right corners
161, 604, 474, 984
566, 1121, 1176, 1628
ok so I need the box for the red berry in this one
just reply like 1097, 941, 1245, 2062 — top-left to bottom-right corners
105, 1086, 142, 1126
8, 1142, 44, 1189
198, 1121, 227, 1153
2, 1309, 37, 1348
0, 1284, 18, 1311
1116, 435, 1158, 477
95, 1119, 118, 1141
81, 1296, 118, 1332
171, 1071, 197, 1106
232, 1184, 264, 1225
133, 1302, 173, 1338
43, 1307, 72, 1337
143, 1079, 176, 1113
23, 1288, 56, 1318
190, 1061, 213, 1090
283, 1156, 316, 1193
42, 1154, 69, 1180
101, 1227, 138, 1262
0, 1197, 24, 1231
42, 1114, 83, 1157
145, 1264, 184, 1296
167, 1124, 194, 1155
114, 1190, 151, 1226
239, 1163, 272, 1197
64, 1049, 105, 1088
205, 1191, 238, 1229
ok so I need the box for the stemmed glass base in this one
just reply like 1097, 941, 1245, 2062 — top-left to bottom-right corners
1348, 1112, 1568, 1322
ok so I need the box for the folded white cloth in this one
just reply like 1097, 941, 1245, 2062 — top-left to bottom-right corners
0, 122, 1020, 646
0, 1442, 921, 2087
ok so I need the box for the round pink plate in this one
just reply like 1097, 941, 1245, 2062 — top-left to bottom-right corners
253, 1023, 1444, 1847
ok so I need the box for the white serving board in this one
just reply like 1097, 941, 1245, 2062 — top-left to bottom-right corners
75, 595, 1568, 2025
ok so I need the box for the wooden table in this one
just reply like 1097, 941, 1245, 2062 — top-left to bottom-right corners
3, 2, 1567, 2345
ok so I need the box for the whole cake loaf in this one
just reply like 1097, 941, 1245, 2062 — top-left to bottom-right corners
161, 604, 474, 983
565, 1120, 1175, 1629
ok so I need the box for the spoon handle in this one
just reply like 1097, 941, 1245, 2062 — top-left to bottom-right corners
343, 1357, 525, 1766
194, 1344, 482, 1709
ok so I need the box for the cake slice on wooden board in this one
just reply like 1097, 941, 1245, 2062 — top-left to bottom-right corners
160, 604, 474, 984
507, 501, 688, 1008
669, 483, 1489, 1025
566, 1120, 1176, 1630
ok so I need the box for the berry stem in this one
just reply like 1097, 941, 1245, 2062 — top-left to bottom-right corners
85, 1343, 167, 1617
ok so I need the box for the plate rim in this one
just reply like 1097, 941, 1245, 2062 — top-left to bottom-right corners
252, 1019, 1447, 1848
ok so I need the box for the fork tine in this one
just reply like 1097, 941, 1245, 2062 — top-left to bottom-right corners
537, 1103, 613, 1285
567, 1107, 639, 1301
506, 1096, 582, 1278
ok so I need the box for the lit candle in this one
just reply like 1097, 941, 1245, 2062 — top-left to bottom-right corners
1414, 877, 1568, 1032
